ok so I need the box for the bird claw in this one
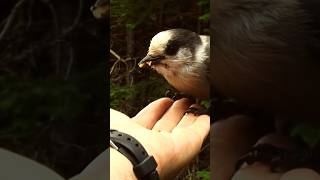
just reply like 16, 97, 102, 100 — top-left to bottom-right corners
165, 89, 195, 101
235, 143, 315, 173
164, 89, 208, 115
185, 106, 209, 116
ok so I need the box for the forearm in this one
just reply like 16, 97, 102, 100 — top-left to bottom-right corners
110, 148, 137, 180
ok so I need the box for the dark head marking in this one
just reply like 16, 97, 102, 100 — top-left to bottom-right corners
165, 29, 202, 56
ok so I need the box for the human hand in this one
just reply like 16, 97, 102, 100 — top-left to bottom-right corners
110, 98, 210, 179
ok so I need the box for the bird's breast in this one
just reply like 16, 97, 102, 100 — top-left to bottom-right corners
164, 72, 209, 100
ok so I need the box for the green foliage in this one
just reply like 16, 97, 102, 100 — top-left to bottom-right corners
110, 82, 137, 108
110, 74, 169, 115
290, 123, 320, 147
111, 0, 156, 30
0, 65, 105, 137
200, 100, 210, 108
196, 170, 210, 180
197, 0, 209, 6
197, 0, 210, 22
199, 13, 209, 22
132, 76, 169, 100
126, 23, 137, 30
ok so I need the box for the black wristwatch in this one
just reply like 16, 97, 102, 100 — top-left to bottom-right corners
110, 129, 160, 180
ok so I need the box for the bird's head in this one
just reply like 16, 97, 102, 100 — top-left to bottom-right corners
91, 0, 109, 19
138, 29, 210, 99
139, 29, 205, 77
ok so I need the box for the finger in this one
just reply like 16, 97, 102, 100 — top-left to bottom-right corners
110, 109, 131, 122
233, 162, 282, 180
110, 108, 143, 130
110, 109, 132, 129
281, 168, 320, 180
153, 98, 192, 132
176, 104, 201, 127
189, 114, 210, 141
132, 97, 174, 129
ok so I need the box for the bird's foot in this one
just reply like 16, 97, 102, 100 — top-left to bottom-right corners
165, 89, 195, 101
235, 140, 316, 173
185, 106, 209, 116
165, 89, 208, 115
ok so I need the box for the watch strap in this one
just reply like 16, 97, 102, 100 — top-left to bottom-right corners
110, 129, 160, 180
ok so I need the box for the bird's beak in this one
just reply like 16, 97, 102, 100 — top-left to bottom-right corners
138, 55, 162, 68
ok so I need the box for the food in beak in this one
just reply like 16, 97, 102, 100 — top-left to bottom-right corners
138, 63, 146, 68
138, 61, 153, 68
138, 55, 160, 68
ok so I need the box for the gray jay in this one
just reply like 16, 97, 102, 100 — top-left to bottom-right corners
138, 29, 210, 100
140, 0, 320, 122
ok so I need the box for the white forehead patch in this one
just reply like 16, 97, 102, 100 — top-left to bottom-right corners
149, 30, 173, 54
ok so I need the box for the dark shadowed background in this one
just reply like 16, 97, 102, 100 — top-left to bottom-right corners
0, 0, 107, 178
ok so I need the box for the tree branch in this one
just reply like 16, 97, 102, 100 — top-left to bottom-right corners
110, 49, 128, 75
63, 0, 84, 34
64, 46, 74, 80
0, 0, 27, 41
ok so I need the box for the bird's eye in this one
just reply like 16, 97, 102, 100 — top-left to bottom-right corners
165, 39, 182, 55
149, 55, 164, 61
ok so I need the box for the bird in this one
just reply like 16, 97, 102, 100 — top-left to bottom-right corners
91, 0, 109, 19
138, 29, 210, 100
139, 0, 320, 122
211, 0, 320, 121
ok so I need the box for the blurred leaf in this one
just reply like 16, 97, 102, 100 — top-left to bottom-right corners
110, 82, 137, 108
196, 170, 210, 180
126, 23, 137, 30
110, 74, 169, 116
200, 100, 210, 108
291, 123, 320, 147
199, 13, 209, 21
197, 0, 209, 6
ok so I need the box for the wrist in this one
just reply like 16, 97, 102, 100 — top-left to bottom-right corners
110, 130, 161, 180
131, 131, 177, 179
110, 147, 137, 180
123, 130, 167, 178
